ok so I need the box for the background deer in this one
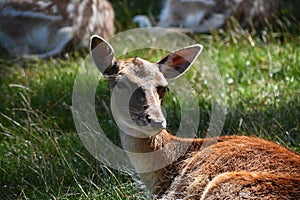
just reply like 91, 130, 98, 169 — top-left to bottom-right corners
0, 0, 114, 59
90, 35, 300, 199
134, 0, 282, 33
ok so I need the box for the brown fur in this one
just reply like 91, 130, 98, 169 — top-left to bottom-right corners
201, 172, 300, 200
123, 130, 300, 199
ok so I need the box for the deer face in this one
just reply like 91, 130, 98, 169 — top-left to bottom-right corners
90, 35, 202, 137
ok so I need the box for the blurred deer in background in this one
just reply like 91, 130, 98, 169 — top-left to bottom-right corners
90, 35, 300, 199
134, 0, 282, 33
0, 0, 114, 59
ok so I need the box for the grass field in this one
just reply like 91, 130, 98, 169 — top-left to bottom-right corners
1, 2, 300, 200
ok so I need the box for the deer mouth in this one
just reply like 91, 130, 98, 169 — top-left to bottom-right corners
129, 105, 166, 129
129, 111, 166, 128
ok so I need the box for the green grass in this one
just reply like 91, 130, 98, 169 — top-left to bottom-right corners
1, 5, 300, 199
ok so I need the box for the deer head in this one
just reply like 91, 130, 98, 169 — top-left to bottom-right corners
90, 35, 202, 138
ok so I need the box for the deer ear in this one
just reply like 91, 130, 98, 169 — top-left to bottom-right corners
158, 44, 203, 79
90, 35, 117, 77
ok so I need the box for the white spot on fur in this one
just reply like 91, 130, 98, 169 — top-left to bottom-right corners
51, 5, 58, 14
36, 1, 52, 9
67, 3, 75, 13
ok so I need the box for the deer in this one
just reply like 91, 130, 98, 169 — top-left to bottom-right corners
0, 0, 114, 59
90, 35, 300, 199
134, 0, 282, 33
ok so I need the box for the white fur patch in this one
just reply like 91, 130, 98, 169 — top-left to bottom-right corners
36, 1, 52, 9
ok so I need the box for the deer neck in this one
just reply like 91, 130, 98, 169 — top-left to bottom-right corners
119, 128, 177, 193
119, 128, 206, 194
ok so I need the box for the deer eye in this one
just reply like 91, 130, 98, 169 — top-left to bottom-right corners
156, 86, 168, 99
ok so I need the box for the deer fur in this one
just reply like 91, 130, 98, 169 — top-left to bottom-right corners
90, 35, 300, 199
0, 0, 114, 59
134, 0, 282, 32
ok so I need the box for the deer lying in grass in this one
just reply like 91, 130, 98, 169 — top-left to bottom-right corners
0, 0, 114, 59
90, 35, 300, 199
134, 0, 282, 33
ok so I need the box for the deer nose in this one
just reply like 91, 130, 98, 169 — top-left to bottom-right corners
146, 115, 166, 129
